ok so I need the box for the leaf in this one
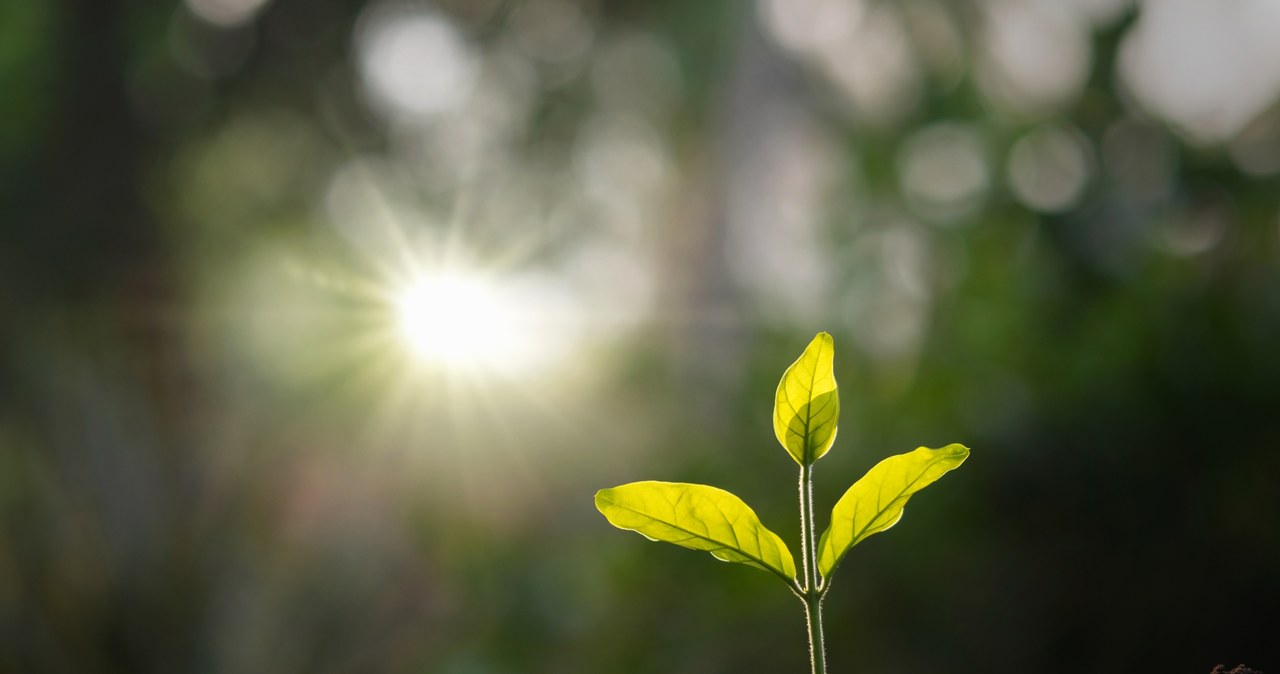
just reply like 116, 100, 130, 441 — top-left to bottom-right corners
817, 443, 969, 579
595, 481, 797, 583
774, 332, 840, 466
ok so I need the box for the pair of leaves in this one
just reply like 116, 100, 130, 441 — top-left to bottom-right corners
595, 445, 968, 583
595, 333, 969, 585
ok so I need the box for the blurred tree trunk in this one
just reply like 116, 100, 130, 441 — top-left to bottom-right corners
15, 0, 161, 306
2, 1, 199, 672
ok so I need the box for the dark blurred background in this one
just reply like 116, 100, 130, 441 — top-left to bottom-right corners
3, 0, 1279, 672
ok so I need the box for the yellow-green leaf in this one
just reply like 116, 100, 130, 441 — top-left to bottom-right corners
774, 332, 840, 465
595, 481, 797, 583
817, 443, 969, 579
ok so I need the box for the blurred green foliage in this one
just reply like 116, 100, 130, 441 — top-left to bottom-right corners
3, 0, 1280, 673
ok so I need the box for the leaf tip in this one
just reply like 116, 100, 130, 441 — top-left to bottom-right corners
593, 487, 615, 513
808, 331, 835, 357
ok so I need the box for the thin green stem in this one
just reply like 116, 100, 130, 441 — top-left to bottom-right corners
805, 593, 827, 674
799, 463, 827, 674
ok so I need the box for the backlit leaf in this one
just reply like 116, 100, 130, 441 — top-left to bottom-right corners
817, 443, 969, 579
595, 481, 797, 583
774, 332, 839, 465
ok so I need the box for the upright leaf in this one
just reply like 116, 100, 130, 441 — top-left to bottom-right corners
595, 481, 797, 583
817, 444, 969, 578
774, 332, 840, 465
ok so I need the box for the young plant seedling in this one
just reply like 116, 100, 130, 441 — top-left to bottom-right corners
595, 332, 969, 674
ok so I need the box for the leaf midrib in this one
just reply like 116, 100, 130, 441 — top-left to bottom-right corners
822, 452, 956, 574
793, 337, 831, 463
599, 495, 795, 583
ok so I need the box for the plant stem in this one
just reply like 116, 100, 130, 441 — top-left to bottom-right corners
799, 463, 827, 674
805, 593, 827, 674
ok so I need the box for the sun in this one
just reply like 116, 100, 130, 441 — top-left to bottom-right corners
394, 271, 511, 368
